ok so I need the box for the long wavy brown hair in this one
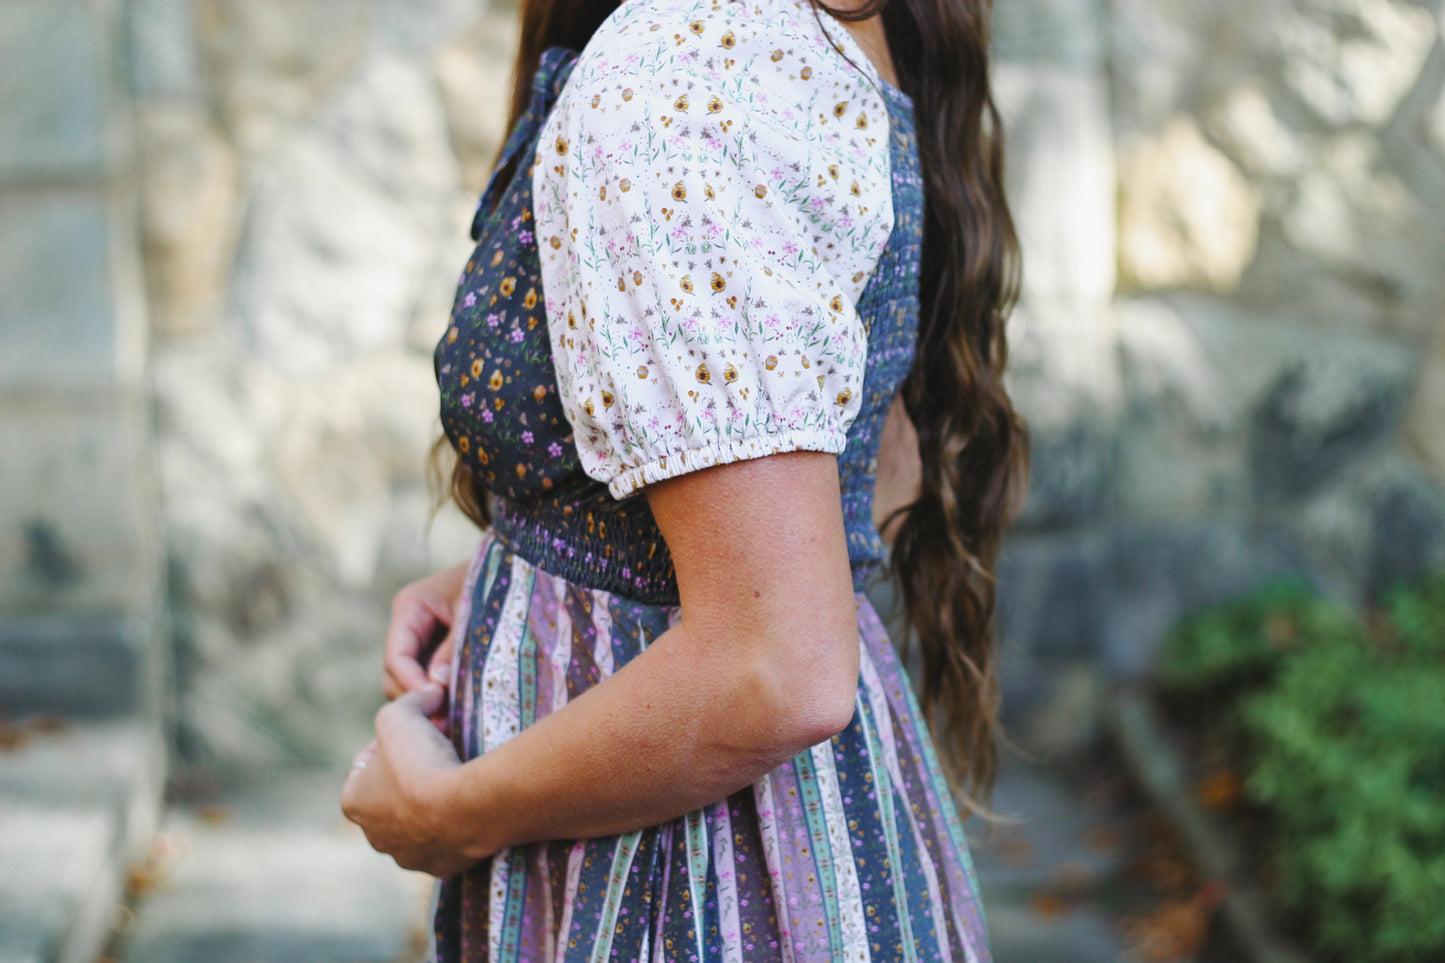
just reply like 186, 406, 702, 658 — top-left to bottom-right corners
438, 0, 1027, 806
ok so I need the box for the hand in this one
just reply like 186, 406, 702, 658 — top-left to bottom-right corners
341, 685, 479, 878
384, 563, 468, 700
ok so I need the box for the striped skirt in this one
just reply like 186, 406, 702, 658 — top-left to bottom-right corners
432, 531, 992, 963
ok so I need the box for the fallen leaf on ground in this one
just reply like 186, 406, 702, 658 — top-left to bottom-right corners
1122, 881, 1226, 962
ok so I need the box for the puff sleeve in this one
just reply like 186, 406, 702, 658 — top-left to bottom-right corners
532, 0, 894, 499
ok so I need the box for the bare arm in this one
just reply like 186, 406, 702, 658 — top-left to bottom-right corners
343, 451, 861, 873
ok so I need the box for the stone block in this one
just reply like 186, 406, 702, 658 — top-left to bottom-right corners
376, 0, 481, 55
196, 0, 371, 154
0, 616, 150, 718
1095, 522, 1310, 678
0, 403, 155, 616
0, 193, 118, 387
992, 0, 1104, 68
1265, 0, 1436, 129
126, 0, 203, 99
1117, 116, 1261, 293
1015, 420, 1115, 529
1107, 0, 1229, 139
994, 64, 1116, 303
0, 0, 109, 180
434, 7, 519, 194
136, 104, 241, 339
233, 54, 457, 371
1249, 338, 1412, 502
0, 802, 119, 963
116, 771, 432, 963
1296, 455, 1445, 601
0, 723, 164, 963
1274, 134, 1439, 318
998, 536, 1104, 662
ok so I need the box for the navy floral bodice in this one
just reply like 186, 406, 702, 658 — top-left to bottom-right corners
435, 47, 922, 606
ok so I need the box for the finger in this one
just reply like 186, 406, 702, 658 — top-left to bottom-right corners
427, 635, 457, 686
340, 741, 379, 821
388, 683, 447, 720
383, 619, 434, 694
376, 686, 458, 770
383, 670, 405, 701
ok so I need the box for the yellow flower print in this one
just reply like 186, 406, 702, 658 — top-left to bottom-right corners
707, 96, 723, 113
499, 277, 516, 296
723, 363, 738, 383
679, 275, 694, 293
829, 295, 844, 313
710, 272, 725, 292
471, 359, 484, 377
834, 101, 848, 118
524, 288, 538, 309
489, 370, 504, 390
533, 384, 548, 401
674, 94, 689, 111
672, 181, 687, 201
491, 249, 504, 266
836, 388, 852, 406
457, 436, 470, 453
555, 136, 569, 155
601, 390, 615, 408
695, 363, 711, 383
583, 398, 595, 416
689, 19, 704, 34
720, 30, 736, 48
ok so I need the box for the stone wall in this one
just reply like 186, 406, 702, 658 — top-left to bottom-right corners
4, 0, 1442, 770
128, 0, 510, 768
996, 0, 1445, 753
0, 0, 164, 723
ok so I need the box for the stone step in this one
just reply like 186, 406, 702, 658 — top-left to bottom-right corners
0, 720, 164, 963
113, 769, 433, 963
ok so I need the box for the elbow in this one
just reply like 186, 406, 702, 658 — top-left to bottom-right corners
750, 635, 860, 755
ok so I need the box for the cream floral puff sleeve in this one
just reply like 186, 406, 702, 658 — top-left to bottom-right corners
533, 0, 894, 500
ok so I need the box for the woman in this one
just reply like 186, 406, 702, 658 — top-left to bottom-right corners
342, 0, 1025, 958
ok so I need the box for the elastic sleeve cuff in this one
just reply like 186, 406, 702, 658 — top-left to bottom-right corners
605, 427, 848, 499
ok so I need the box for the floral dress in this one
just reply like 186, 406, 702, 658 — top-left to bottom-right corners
431, 1, 991, 960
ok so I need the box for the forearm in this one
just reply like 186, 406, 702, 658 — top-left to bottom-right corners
427, 454, 862, 857
430, 608, 858, 858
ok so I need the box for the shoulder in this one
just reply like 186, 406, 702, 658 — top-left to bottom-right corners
559, 0, 889, 143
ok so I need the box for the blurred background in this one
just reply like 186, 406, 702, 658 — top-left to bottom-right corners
1, 0, 1442, 961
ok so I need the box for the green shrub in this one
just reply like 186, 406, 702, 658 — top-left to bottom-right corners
1159, 574, 1445, 963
